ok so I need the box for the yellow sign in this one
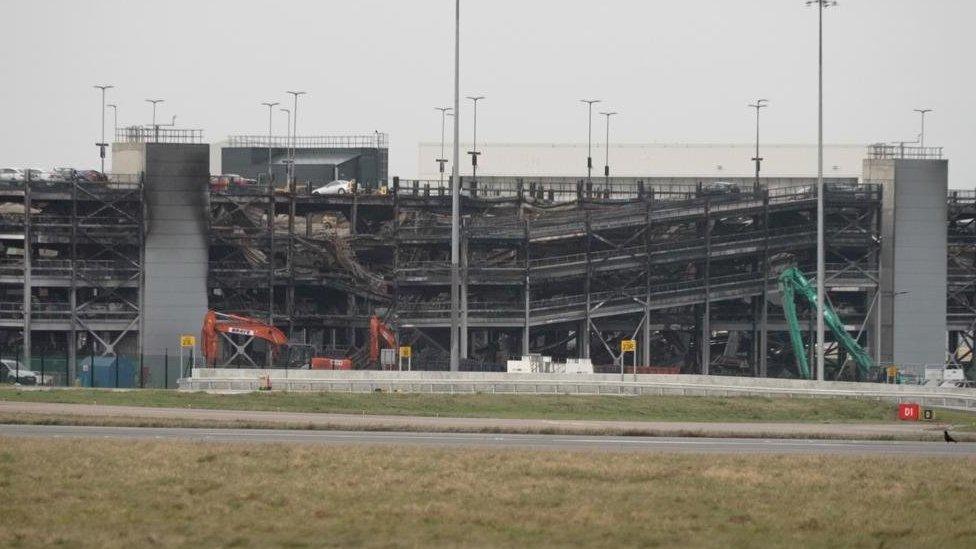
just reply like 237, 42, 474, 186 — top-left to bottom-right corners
399, 346, 412, 358
621, 339, 636, 353
180, 335, 196, 348
886, 365, 898, 379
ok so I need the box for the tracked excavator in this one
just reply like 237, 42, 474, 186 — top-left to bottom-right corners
201, 311, 350, 369
777, 266, 874, 379
201, 310, 396, 369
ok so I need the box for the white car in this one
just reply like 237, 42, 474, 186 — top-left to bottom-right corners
0, 359, 53, 385
312, 180, 354, 195
0, 167, 24, 182
24, 169, 52, 182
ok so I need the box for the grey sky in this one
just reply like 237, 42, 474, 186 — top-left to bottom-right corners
1, 0, 973, 186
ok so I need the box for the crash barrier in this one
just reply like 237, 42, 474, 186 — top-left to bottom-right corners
180, 369, 976, 411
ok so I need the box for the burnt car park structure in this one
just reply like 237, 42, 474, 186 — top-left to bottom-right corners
0, 136, 964, 383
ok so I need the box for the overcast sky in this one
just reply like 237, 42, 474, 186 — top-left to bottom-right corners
1, 0, 973, 185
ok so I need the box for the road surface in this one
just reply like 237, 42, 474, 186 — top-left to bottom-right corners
2, 424, 974, 456
0, 400, 956, 440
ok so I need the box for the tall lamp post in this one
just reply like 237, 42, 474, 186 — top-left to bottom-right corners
286, 91, 306, 187
914, 108, 932, 149
434, 106, 452, 186
449, 0, 461, 372
600, 111, 617, 182
107, 103, 118, 143
467, 95, 484, 180
748, 99, 768, 192
279, 107, 291, 140
145, 99, 164, 142
94, 85, 113, 172
580, 99, 601, 180
807, 0, 836, 381
261, 102, 279, 184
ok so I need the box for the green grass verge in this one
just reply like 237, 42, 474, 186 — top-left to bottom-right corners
0, 386, 917, 423
2, 437, 975, 548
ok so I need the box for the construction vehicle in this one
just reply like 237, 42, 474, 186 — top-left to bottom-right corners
778, 266, 874, 379
201, 310, 351, 369
369, 315, 398, 369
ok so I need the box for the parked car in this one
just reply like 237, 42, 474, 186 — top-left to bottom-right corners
210, 174, 258, 193
76, 170, 108, 183
50, 167, 79, 181
0, 167, 24, 182
0, 359, 52, 385
312, 180, 355, 195
24, 169, 54, 182
826, 181, 858, 192
697, 181, 741, 198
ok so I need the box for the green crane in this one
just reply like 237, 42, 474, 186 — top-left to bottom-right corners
778, 266, 874, 379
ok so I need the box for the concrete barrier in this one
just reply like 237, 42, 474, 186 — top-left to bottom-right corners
179, 368, 976, 411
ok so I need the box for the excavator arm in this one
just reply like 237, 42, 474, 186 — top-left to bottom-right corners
778, 267, 874, 379
201, 310, 289, 366
369, 316, 397, 365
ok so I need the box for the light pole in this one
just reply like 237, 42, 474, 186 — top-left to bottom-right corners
600, 111, 617, 182
581, 99, 601, 180
145, 99, 164, 142
107, 103, 118, 142
93, 85, 113, 172
748, 99, 768, 192
807, 0, 836, 381
450, 0, 461, 372
261, 102, 279, 184
914, 108, 932, 149
286, 91, 306, 187
434, 107, 452, 185
467, 95, 484, 180
279, 107, 291, 139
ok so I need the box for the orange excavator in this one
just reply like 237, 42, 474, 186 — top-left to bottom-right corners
370, 315, 398, 368
201, 310, 351, 369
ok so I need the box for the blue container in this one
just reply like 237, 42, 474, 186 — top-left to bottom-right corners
77, 356, 137, 388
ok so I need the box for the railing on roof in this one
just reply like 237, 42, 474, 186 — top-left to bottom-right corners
868, 143, 943, 160
226, 133, 389, 149
116, 127, 204, 144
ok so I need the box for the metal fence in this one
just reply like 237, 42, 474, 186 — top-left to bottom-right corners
0, 348, 193, 389
226, 134, 389, 149
867, 143, 943, 160
116, 127, 204, 144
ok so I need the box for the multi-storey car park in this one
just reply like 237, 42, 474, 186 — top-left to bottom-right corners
0, 132, 964, 386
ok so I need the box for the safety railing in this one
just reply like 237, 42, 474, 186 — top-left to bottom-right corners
116, 127, 204, 144
226, 134, 389, 149
868, 143, 943, 160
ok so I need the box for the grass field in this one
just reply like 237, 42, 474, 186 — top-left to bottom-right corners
0, 386, 923, 423
1, 437, 974, 548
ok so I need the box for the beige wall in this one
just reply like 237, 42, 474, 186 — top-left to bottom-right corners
417, 142, 868, 179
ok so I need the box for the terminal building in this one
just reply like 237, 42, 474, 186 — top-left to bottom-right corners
0, 129, 965, 386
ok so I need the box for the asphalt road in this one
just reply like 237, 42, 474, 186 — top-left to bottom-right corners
2, 424, 975, 456
0, 401, 954, 440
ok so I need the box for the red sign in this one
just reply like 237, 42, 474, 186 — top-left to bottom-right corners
898, 403, 920, 421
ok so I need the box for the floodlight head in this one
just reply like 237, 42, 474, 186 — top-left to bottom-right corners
806, 0, 838, 6
600, 111, 618, 117
93, 84, 114, 91
286, 90, 307, 97
261, 101, 280, 108
467, 96, 485, 102
580, 99, 602, 105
